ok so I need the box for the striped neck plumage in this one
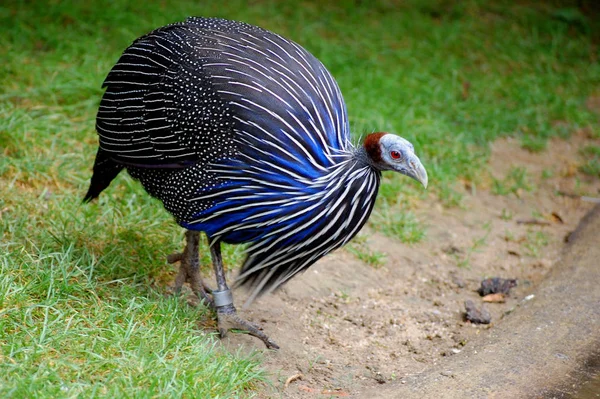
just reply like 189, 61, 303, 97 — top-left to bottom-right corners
187, 138, 386, 305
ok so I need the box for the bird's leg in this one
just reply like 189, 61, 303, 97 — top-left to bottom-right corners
167, 230, 214, 308
209, 240, 279, 350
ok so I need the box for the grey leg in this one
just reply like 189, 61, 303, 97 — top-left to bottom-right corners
209, 239, 279, 350
167, 230, 214, 308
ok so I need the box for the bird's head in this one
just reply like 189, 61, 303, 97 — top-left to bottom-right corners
363, 132, 428, 188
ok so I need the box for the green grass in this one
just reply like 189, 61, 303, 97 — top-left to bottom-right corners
524, 230, 551, 257
347, 235, 387, 268
492, 166, 535, 196
580, 145, 600, 177
372, 204, 427, 244
0, 187, 263, 398
455, 222, 492, 268
1, 0, 599, 396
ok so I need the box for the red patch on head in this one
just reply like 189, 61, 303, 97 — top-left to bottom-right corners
363, 132, 387, 163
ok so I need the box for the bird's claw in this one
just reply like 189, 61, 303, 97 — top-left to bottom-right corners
216, 307, 279, 350
168, 232, 279, 350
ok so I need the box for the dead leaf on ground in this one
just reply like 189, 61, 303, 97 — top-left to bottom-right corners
551, 212, 564, 223
321, 389, 350, 397
284, 373, 304, 388
461, 81, 471, 100
482, 293, 506, 303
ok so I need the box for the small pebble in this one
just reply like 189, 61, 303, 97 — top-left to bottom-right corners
478, 277, 517, 296
464, 300, 492, 324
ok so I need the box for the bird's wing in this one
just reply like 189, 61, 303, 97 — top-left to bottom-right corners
96, 17, 351, 170
96, 20, 236, 167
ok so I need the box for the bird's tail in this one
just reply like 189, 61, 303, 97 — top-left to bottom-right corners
83, 148, 124, 202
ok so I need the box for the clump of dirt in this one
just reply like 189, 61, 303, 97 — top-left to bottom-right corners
477, 277, 517, 296
464, 299, 491, 324
219, 132, 599, 398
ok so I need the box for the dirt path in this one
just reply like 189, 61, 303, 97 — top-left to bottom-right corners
362, 203, 600, 398
220, 134, 599, 398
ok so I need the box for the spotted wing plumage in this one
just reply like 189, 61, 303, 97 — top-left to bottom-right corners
96, 20, 240, 165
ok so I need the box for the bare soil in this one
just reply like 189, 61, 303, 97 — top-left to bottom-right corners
219, 132, 600, 398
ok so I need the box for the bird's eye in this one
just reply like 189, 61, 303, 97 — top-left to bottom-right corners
390, 150, 401, 160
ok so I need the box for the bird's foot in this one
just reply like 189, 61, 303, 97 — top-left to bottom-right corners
216, 303, 279, 350
167, 251, 214, 309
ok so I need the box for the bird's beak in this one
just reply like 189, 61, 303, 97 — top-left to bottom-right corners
405, 154, 428, 189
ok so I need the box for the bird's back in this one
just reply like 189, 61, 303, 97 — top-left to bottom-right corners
90, 17, 351, 210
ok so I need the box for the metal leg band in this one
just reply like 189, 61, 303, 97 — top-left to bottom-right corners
212, 288, 234, 308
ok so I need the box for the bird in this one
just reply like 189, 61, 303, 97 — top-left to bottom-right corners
85, 17, 428, 349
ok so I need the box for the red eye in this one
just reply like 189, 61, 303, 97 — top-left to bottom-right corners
390, 151, 401, 160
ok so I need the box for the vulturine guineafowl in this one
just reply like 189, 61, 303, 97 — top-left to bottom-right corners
85, 17, 428, 349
